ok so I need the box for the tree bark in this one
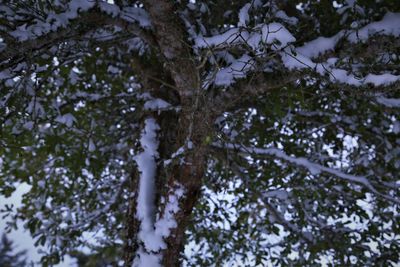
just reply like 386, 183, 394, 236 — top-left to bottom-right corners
159, 107, 212, 266
126, 1, 214, 265
127, 101, 212, 266
123, 169, 140, 267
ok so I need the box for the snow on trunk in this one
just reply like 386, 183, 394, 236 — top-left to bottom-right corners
133, 117, 185, 267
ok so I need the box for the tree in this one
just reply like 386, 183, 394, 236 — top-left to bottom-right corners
0, 0, 399, 266
0, 233, 28, 267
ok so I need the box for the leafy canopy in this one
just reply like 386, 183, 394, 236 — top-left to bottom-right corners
0, 0, 399, 266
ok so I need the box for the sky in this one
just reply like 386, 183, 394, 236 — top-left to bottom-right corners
0, 183, 75, 266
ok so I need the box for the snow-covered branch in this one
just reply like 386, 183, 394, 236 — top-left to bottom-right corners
195, 8, 400, 88
213, 142, 400, 204
134, 118, 187, 266
0, 3, 155, 71
376, 96, 400, 108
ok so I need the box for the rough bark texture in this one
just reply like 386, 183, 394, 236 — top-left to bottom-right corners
142, 0, 199, 97
129, 1, 210, 265
123, 170, 140, 267
160, 106, 213, 266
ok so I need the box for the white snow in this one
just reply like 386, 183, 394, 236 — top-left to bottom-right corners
133, 248, 161, 267
55, 113, 76, 127
261, 23, 296, 49
23, 121, 34, 130
9, 0, 95, 41
281, 49, 400, 86
281, 49, 316, 70
348, 12, 400, 42
215, 54, 253, 86
364, 73, 400, 86
88, 139, 96, 152
297, 31, 344, 59
282, 12, 400, 86
329, 68, 362, 86
264, 190, 290, 200
99, 2, 120, 17
295, 12, 400, 60
196, 22, 295, 51
376, 97, 400, 108
122, 7, 152, 28
275, 10, 298, 25
134, 118, 185, 266
144, 99, 171, 111
135, 118, 160, 250
238, 3, 251, 27
154, 185, 185, 238
214, 142, 375, 191
196, 28, 241, 48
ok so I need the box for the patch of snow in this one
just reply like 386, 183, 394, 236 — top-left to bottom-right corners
329, 68, 362, 86
154, 185, 185, 238
144, 99, 171, 111
133, 248, 161, 267
262, 23, 296, 49
364, 73, 400, 86
135, 118, 160, 250
281, 50, 316, 70
215, 54, 253, 86
134, 119, 186, 264
122, 7, 152, 28
376, 97, 400, 108
55, 113, 76, 127
275, 10, 298, 25
195, 28, 242, 48
134, 119, 184, 265
264, 190, 290, 200
297, 31, 344, 59
215, 142, 375, 191
238, 3, 251, 27
99, 2, 120, 17
348, 12, 400, 42
88, 139, 96, 152
9, 0, 96, 41
23, 121, 34, 130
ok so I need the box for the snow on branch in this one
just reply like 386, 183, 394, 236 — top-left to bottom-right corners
134, 118, 186, 266
7, 0, 95, 42
195, 11, 400, 88
278, 12, 400, 86
376, 97, 400, 108
298, 12, 400, 59
213, 142, 400, 204
348, 12, 400, 43
4, 0, 151, 42
154, 185, 185, 239
134, 183, 185, 266
0, 3, 154, 71
135, 118, 160, 248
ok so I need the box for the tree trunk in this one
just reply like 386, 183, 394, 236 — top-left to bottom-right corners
125, 93, 213, 266
127, 1, 209, 264
123, 169, 140, 267
161, 154, 205, 266
158, 100, 212, 266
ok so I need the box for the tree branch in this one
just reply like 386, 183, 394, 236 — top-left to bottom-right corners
142, 0, 199, 96
210, 71, 301, 112
212, 142, 400, 205
0, 9, 156, 71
